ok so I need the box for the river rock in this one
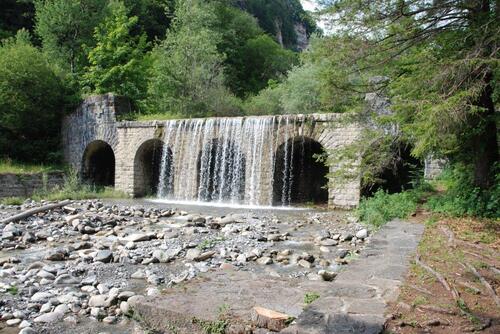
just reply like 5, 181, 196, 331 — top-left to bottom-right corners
54, 274, 79, 285
19, 328, 36, 334
320, 238, 338, 246
88, 295, 107, 308
6, 318, 21, 326
31, 291, 53, 302
125, 233, 152, 242
22, 232, 36, 243
355, 229, 368, 239
257, 256, 273, 265
45, 250, 67, 261
94, 250, 113, 263
34, 311, 64, 323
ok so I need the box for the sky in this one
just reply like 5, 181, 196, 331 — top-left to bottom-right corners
300, 0, 331, 34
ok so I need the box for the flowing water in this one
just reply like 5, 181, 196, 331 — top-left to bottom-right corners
155, 115, 310, 207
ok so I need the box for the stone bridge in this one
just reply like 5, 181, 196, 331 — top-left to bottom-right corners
62, 94, 362, 208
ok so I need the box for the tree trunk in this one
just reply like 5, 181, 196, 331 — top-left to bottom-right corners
472, 73, 498, 189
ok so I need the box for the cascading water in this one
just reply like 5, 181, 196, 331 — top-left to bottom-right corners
155, 115, 314, 207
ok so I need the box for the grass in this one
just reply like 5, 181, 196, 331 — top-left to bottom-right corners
119, 112, 180, 122
0, 159, 62, 174
0, 169, 129, 205
303, 292, 320, 305
197, 237, 225, 250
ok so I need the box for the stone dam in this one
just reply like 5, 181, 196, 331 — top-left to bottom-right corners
62, 94, 362, 209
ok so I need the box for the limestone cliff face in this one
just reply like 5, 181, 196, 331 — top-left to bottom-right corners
294, 22, 309, 50
237, 0, 315, 51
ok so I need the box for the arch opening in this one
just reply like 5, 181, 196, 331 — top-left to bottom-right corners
273, 137, 328, 206
134, 139, 172, 197
361, 142, 424, 197
197, 138, 246, 202
82, 140, 115, 187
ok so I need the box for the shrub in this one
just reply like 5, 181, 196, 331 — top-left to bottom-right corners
357, 188, 423, 228
425, 164, 499, 218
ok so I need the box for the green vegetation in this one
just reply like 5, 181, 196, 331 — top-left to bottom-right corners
303, 292, 320, 305
7, 285, 19, 295
0, 170, 128, 205
0, 30, 72, 163
0, 159, 62, 174
2, 0, 311, 165
197, 237, 225, 251
425, 165, 499, 219
357, 189, 422, 228
83, 0, 149, 103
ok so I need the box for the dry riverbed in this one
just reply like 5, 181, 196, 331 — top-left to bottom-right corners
0, 199, 371, 334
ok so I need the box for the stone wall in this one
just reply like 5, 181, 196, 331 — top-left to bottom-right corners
0, 172, 65, 198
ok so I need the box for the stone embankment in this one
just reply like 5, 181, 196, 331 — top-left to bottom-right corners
0, 199, 372, 334
0, 173, 64, 199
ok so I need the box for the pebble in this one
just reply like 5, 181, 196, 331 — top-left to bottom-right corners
355, 229, 368, 239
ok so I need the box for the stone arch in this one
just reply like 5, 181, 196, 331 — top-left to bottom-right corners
134, 139, 172, 197
82, 140, 115, 187
361, 141, 424, 197
196, 138, 246, 202
273, 136, 329, 205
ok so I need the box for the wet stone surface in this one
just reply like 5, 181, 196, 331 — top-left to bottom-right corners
0, 199, 371, 334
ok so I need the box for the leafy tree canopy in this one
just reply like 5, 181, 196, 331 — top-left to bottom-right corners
312, 0, 499, 189
83, 0, 149, 103
0, 30, 71, 163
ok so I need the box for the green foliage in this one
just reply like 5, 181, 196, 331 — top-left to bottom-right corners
425, 164, 500, 218
83, 1, 149, 103
146, 0, 240, 117
357, 188, 424, 228
197, 237, 225, 250
244, 61, 323, 115
238, 34, 298, 95
280, 62, 322, 114
303, 292, 320, 305
0, 159, 61, 174
34, 0, 107, 76
0, 197, 24, 206
0, 31, 70, 163
0, 0, 35, 40
7, 285, 19, 295
316, 0, 499, 190
244, 83, 284, 115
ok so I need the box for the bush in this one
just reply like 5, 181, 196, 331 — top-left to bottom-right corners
0, 30, 71, 163
425, 164, 499, 218
357, 188, 423, 228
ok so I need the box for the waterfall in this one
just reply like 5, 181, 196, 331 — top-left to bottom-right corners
155, 115, 305, 207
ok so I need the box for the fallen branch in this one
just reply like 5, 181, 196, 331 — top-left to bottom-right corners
408, 285, 433, 296
415, 254, 460, 301
465, 262, 500, 307
440, 226, 456, 248
0, 200, 72, 224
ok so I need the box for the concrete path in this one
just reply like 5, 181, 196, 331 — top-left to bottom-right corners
129, 219, 424, 334
283, 219, 424, 334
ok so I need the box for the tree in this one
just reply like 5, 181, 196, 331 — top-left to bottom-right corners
34, 0, 106, 75
0, 0, 35, 40
238, 34, 299, 95
316, 0, 499, 189
147, 0, 240, 117
83, 1, 149, 103
212, 2, 299, 97
0, 30, 69, 163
